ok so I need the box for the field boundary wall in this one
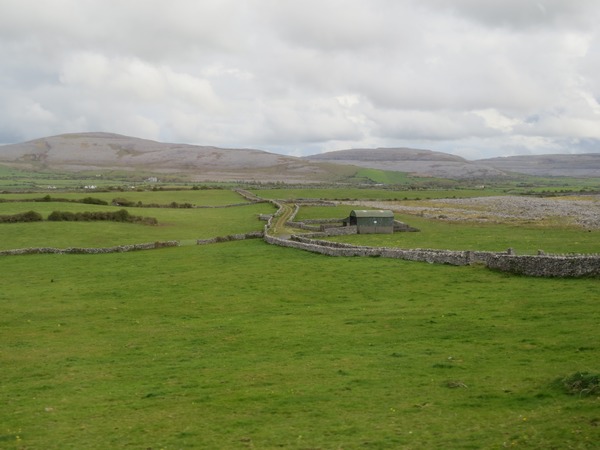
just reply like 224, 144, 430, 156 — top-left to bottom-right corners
197, 231, 264, 245
0, 241, 180, 256
262, 200, 599, 277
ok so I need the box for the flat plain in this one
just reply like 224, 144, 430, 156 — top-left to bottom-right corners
1, 187, 599, 449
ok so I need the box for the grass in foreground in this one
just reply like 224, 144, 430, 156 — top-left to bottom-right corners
1, 241, 599, 449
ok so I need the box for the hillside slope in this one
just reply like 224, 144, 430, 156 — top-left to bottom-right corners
305, 148, 506, 179
3, 133, 598, 182
477, 154, 600, 177
0, 132, 352, 182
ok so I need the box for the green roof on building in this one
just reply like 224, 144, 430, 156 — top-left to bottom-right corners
350, 210, 394, 218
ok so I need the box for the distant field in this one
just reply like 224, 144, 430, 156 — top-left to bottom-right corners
349, 168, 416, 184
296, 203, 600, 255
0, 200, 273, 249
2, 189, 598, 254
0, 188, 250, 206
330, 214, 600, 254
251, 188, 504, 201
0, 165, 191, 189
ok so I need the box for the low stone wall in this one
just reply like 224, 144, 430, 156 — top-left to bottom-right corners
268, 234, 598, 277
233, 188, 264, 202
324, 226, 358, 236
288, 235, 496, 265
262, 194, 599, 278
487, 254, 600, 277
297, 226, 358, 238
196, 231, 264, 245
292, 200, 336, 206
394, 220, 420, 232
285, 221, 322, 231
302, 218, 345, 224
195, 202, 265, 208
0, 241, 180, 256
289, 204, 301, 221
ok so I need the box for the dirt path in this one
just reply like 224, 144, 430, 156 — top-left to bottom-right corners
270, 202, 295, 237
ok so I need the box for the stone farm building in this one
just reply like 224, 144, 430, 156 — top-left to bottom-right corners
344, 209, 395, 234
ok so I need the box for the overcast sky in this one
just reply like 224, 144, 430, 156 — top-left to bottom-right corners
1, 0, 600, 159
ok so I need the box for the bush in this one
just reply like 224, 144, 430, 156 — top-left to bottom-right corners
48, 211, 76, 221
82, 197, 109, 205
0, 211, 44, 223
47, 209, 157, 225
113, 209, 130, 222
112, 198, 135, 207
553, 372, 600, 397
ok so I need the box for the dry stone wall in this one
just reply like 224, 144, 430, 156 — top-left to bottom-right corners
288, 235, 502, 265
261, 196, 599, 277
487, 254, 600, 277
0, 241, 179, 256
265, 230, 598, 277
197, 231, 264, 245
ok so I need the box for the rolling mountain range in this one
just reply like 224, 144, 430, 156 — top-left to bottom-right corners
0, 132, 599, 182
303, 148, 506, 179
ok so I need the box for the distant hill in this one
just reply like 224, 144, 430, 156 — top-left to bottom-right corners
304, 148, 507, 179
477, 154, 600, 177
1, 133, 598, 182
0, 132, 354, 183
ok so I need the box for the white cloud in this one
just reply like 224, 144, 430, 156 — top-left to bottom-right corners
59, 53, 221, 109
1, 0, 600, 158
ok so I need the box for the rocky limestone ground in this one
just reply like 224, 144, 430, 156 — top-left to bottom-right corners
341, 195, 600, 229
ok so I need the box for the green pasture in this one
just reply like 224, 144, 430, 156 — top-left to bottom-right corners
1, 241, 599, 449
0, 201, 273, 249
0, 188, 249, 206
0, 165, 191, 190
251, 188, 504, 201
349, 168, 416, 185
295, 206, 600, 255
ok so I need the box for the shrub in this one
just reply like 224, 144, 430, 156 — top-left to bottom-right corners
553, 372, 600, 397
48, 211, 76, 221
47, 209, 157, 225
82, 197, 109, 205
112, 198, 135, 207
0, 211, 44, 223
113, 209, 130, 222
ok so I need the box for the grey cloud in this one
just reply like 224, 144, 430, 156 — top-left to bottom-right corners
0, 0, 599, 157
423, 0, 599, 30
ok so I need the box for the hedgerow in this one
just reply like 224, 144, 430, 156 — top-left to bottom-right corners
47, 209, 158, 225
0, 211, 44, 223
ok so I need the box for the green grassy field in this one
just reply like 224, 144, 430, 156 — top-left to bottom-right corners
0, 202, 272, 249
250, 188, 506, 201
2, 241, 599, 449
1, 188, 599, 449
0, 165, 192, 190
0, 188, 250, 206
348, 168, 417, 185
294, 206, 600, 255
